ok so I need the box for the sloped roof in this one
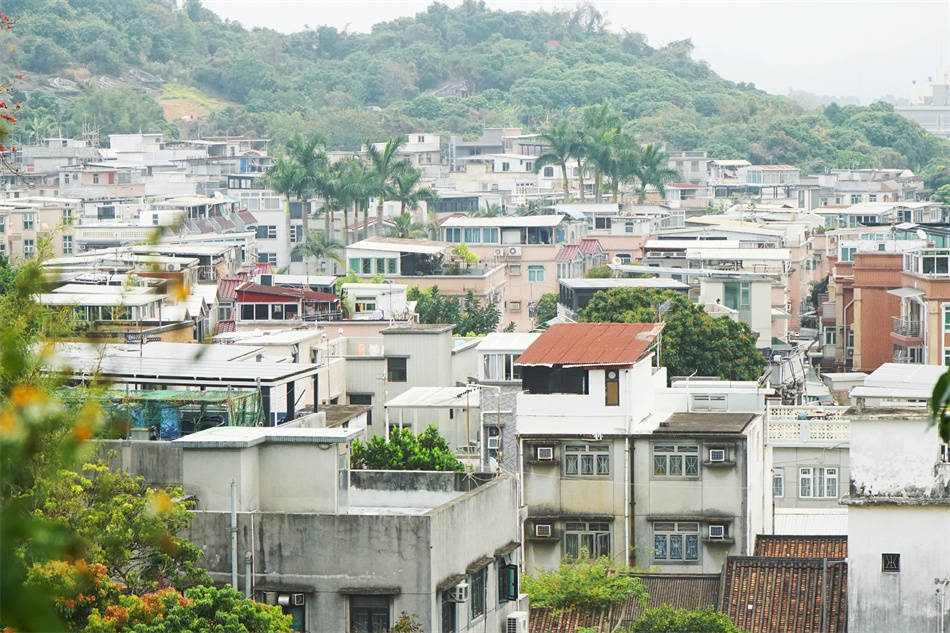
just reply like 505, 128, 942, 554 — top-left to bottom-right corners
579, 237, 605, 254
194, 218, 214, 234
614, 573, 721, 628
214, 319, 235, 334
213, 215, 235, 230
721, 557, 847, 633
237, 210, 257, 226
529, 607, 610, 633
514, 323, 663, 367
755, 535, 847, 559
554, 244, 582, 261
217, 278, 242, 301
236, 282, 338, 302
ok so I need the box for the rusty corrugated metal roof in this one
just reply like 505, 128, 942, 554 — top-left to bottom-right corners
554, 244, 581, 261
755, 535, 847, 559
514, 322, 663, 367
217, 277, 242, 300
579, 237, 604, 254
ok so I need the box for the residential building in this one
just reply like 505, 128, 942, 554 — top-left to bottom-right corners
169, 426, 525, 633
515, 323, 665, 571
845, 392, 950, 633
667, 150, 710, 185
0, 197, 79, 261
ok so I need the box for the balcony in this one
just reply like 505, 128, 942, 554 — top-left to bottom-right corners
767, 405, 850, 447
891, 316, 923, 339
820, 300, 835, 324
893, 345, 925, 364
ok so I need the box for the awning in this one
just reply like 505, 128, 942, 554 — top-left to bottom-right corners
494, 540, 521, 557
338, 586, 402, 596
887, 287, 924, 298
465, 555, 495, 573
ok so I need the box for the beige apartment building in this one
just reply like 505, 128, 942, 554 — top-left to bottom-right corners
0, 197, 79, 261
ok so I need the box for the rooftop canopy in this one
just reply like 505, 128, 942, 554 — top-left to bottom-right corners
515, 322, 663, 367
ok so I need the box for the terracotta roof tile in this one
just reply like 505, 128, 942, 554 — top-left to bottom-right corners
236, 282, 338, 302
214, 319, 235, 334
529, 607, 610, 633
554, 244, 581, 261
721, 557, 847, 633
217, 278, 242, 301
237, 210, 257, 226
515, 322, 663, 367
615, 573, 721, 627
755, 535, 847, 559
579, 237, 605, 254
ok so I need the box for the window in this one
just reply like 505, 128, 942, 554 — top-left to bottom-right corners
362, 258, 372, 274
387, 357, 407, 382
497, 560, 517, 604
290, 225, 303, 243
23, 239, 34, 258
469, 567, 486, 620
653, 522, 699, 562
509, 301, 521, 311
62, 208, 73, 225
97, 206, 115, 220
350, 595, 389, 633
564, 444, 610, 476
824, 328, 837, 345
773, 468, 784, 498
349, 258, 360, 273
799, 467, 838, 498
445, 227, 461, 242
605, 369, 619, 406
256, 225, 278, 240
840, 247, 856, 262
354, 296, 376, 313
23, 213, 35, 231
62, 235, 72, 255
653, 444, 700, 477
387, 258, 397, 274
507, 263, 521, 275
258, 252, 277, 265
349, 393, 373, 426
482, 353, 522, 381
625, 221, 634, 233
464, 227, 480, 242
501, 162, 510, 172
691, 394, 726, 411
543, 166, 554, 177
528, 265, 545, 282
375, 258, 386, 274
0, 216, 4, 233
152, 214, 160, 226
881, 553, 900, 572
564, 521, 610, 558
441, 592, 456, 633
93, 174, 100, 184
851, 194, 861, 204
869, 194, 877, 202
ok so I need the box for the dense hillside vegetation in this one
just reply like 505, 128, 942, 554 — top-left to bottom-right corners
4, 0, 948, 172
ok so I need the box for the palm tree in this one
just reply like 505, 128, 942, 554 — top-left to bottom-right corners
636, 144, 680, 202
282, 134, 328, 241
291, 230, 345, 274
263, 156, 305, 265
388, 212, 426, 239
368, 136, 408, 228
534, 120, 577, 198
336, 157, 374, 243
310, 162, 341, 243
471, 202, 501, 218
391, 164, 438, 216
579, 103, 623, 201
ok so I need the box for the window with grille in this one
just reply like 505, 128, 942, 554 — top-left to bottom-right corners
772, 468, 784, 497
881, 553, 900, 572
468, 567, 486, 619
798, 467, 838, 498
564, 444, 610, 476
652, 444, 700, 477
564, 521, 610, 559
653, 522, 699, 562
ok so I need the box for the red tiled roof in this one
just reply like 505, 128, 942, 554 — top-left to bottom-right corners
529, 607, 609, 633
217, 277, 242, 301
236, 282, 338, 302
214, 215, 235, 230
554, 244, 581, 261
194, 218, 215, 234
238, 210, 257, 225
721, 557, 847, 633
755, 535, 847, 559
215, 319, 235, 334
515, 322, 664, 367
254, 262, 272, 275
437, 212, 467, 225
579, 237, 604, 254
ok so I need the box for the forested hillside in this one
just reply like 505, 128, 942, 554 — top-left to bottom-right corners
3, 0, 947, 173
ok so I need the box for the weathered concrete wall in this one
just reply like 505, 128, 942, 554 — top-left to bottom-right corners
95, 440, 182, 487
185, 510, 432, 633
351, 469, 475, 493
428, 474, 522, 632
848, 505, 950, 633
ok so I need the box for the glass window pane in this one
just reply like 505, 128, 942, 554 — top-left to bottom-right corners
596, 454, 610, 475
654, 535, 667, 559
684, 455, 699, 476
685, 535, 699, 560
581, 454, 594, 475
565, 455, 578, 475
565, 534, 579, 558
669, 455, 683, 476
596, 533, 610, 558
669, 535, 683, 560
581, 533, 595, 556
653, 455, 667, 476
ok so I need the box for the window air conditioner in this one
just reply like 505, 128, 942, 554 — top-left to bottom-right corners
449, 582, 470, 603
535, 523, 552, 538
709, 449, 726, 462
507, 246, 522, 257
536, 446, 554, 460
709, 524, 725, 539
506, 612, 529, 633
487, 436, 500, 450
494, 247, 505, 257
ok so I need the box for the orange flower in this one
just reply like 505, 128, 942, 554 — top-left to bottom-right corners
9, 384, 41, 406
72, 423, 93, 443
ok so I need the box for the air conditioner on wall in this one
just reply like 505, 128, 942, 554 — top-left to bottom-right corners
449, 582, 470, 603
709, 449, 726, 462
507, 246, 522, 257
709, 524, 725, 539
487, 436, 500, 450
535, 524, 552, 538
494, 247, 505, 257
506, 612, 529, 633
536, 446, 554, 460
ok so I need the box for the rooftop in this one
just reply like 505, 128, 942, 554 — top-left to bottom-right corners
174, 426, 361, 449
653, 412, 756, 434
441, 215, 567, 228
380, 323, 454, 334
385, 386, 480, 409
236, 282, 338, 302
559, 277, 690, 291
477, 332, 541, 353
515, 322, 663, 367
346, 237, 447, 255
322, 404, 372, 428
754, 535, 847, 559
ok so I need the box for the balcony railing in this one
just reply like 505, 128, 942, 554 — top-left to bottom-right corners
893, 345, 925, 363
767, 405, 849, 446
891, 316, 923, 338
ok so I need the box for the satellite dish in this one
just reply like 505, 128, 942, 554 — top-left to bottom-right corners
917, 228, 928, 241
611, 256, 623, 266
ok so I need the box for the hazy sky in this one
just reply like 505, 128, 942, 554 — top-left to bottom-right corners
202, 0, 949, 103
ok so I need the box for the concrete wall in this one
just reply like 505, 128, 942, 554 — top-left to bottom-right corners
95, 439, 182, 487
772, 446, 849, 510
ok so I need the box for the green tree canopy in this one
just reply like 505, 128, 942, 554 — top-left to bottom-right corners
628, 606, 742, 633
522, 555, 648, 611
408, 287, 499, 335
533, 293, 558, 325
579, 288, 766, 381
350, 426, 464, 471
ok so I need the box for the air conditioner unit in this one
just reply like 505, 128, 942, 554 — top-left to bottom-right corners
507, 246, 522, 257
494, 247, 505, 257
449, 582, 470, 603
506, 611, 529, 633
535, 523, 552, 538
487, 436, 500, 450
709, 449, 726, 462
709, 524, 725, 539
536, 446, 554, 460
292, 593, 305, 606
